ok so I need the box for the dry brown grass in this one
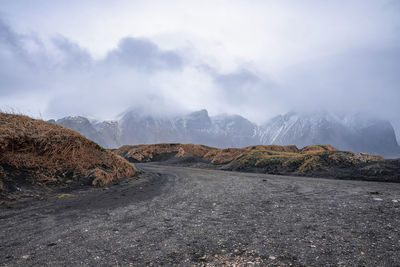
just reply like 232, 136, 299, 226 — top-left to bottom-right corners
114, 143, 390, 179
0, 113, 136, 193
114, 143, 383, 166
358, 152, 384, 161
244, 144, 300, 153
300, 144, 338, 154
115, 143, 308, 165
115, 143, 215, 162
204, 148, 246, 164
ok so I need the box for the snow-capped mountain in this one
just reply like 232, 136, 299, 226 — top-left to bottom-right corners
259, 112, 400, 157
119, 109, 259, 148
54, 110, 400, 158
211, 113, 260, 147
56, 116, 107, 146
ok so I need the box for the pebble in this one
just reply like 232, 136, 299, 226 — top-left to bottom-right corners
22, 255, 30, 259
269, 255, 276, 260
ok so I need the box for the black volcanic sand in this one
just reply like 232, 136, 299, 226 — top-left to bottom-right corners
1, 163, 400, 266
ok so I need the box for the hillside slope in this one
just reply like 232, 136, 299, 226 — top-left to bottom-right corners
0, 113, 136, 201
114, 143, 400, 182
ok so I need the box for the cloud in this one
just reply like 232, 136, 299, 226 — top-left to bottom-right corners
204, 67, 282, 118
104, 37, 183, 72
0, 18, 188, 119
279, 45, 400, 118
0, 18, 45, 97
214, 69, 260, 89
0, 18, 21, 51
51, 36, 92, 69
0, 1, 399, 140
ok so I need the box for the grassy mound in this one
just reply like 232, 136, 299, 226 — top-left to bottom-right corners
0, 113, 136, 197
115, 143, 217, 163
114, 143, 400, 182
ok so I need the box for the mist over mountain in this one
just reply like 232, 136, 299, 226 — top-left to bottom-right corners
1, 1, 400, 143
55, 109, 400, 158
1, 1, 400, 153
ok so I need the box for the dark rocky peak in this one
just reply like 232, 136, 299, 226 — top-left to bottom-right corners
182, 109, 212, 130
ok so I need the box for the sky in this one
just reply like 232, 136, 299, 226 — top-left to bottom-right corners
0, 0, 399, 139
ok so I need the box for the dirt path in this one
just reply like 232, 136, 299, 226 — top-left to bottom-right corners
1, 163, 400, 266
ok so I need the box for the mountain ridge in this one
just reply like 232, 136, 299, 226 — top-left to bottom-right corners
54, 109, 400, 158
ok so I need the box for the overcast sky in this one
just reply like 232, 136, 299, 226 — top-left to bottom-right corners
0, 0, 399, 138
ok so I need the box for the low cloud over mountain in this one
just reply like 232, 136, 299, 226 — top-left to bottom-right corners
1, 1, 400, 140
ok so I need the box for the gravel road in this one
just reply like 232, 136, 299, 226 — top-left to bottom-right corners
1, 163, 400, 266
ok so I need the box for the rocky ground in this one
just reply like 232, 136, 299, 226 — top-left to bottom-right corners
1, 163, 400, 266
